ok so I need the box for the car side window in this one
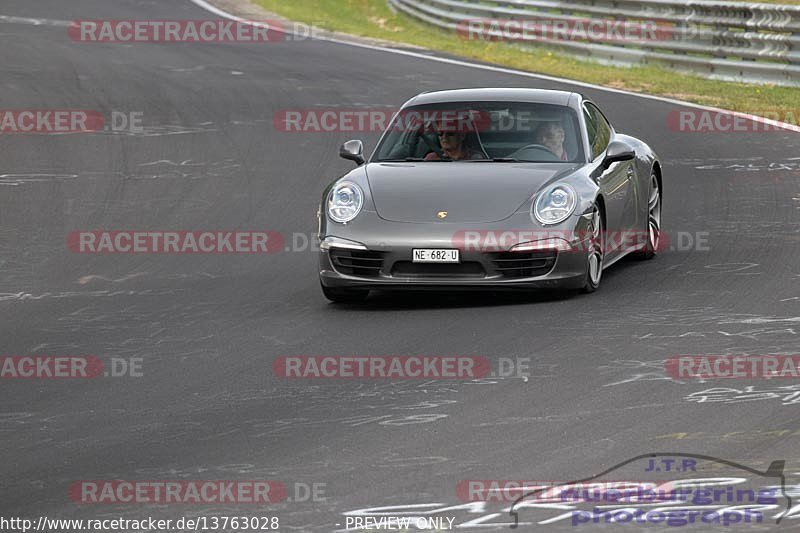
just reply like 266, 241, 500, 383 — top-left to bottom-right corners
584, 103, 612, 160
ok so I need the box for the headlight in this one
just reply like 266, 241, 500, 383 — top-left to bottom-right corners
532, 184, 577, 225
327, 181, 364, 223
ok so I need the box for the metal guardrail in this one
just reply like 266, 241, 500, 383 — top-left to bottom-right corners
389, 0, 800, 85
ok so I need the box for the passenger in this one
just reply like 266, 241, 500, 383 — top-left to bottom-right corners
534, 122, 568, 160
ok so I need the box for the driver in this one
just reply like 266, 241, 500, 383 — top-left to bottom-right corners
533, 122, 568, 160
425, 121, 484, 161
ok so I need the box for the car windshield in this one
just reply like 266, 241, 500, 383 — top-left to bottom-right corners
373, 101, 584, 163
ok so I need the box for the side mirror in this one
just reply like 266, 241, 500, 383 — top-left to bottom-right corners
340, 140, 365, 166
601, 140, 635, 169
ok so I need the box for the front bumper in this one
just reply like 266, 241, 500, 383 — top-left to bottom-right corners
318, 213, 591, 291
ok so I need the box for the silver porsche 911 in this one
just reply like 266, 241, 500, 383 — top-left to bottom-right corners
318, 88, 662, 302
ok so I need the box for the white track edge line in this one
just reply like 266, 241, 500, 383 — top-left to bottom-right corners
188, 0, 800, 134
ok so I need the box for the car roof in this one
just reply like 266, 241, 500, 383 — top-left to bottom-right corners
405, 88, 578, 107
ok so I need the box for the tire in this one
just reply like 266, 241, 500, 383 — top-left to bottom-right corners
635, 171, 661, 260
321, 283, 369, 303
581, 205, 604, 294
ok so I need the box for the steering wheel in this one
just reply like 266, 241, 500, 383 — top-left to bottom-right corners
508, 144, 561, 160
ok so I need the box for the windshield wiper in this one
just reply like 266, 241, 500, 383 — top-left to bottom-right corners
379, 157, 444, 162
468, 157, 519, 162
380, 157, 521, 162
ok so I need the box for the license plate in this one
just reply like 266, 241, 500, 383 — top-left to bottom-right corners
412, 249, 460, 263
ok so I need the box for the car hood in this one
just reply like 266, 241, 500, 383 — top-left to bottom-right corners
365, 162, 579, 223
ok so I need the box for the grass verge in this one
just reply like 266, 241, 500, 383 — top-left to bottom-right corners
254, 0, 800, 121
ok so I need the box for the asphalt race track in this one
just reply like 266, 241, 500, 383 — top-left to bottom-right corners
1, 0, 799, 531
